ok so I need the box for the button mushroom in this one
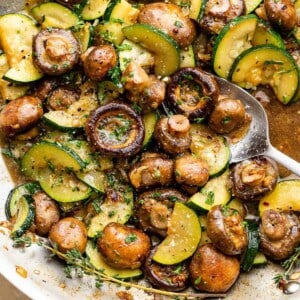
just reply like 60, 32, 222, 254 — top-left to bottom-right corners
97, 222, 151, 269
0, 96, 43, 137
138, 2, 196, 48
47, 86, 80, 111
154, 114, 191, 155
85, 102, 145, 157
189, 243, 240, 292
167, 67, 219, 121
135, 188, 187, 237
206, 205, 247, 255
208, 98, 246, 134
231, 156, 278, 201
260, 209, 300, 261
129, 152, 174, 190
33, 28, 80, 75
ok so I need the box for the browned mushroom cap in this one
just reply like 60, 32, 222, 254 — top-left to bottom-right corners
85, 102, 144, 157
189, 243, 240, 293
129, 152, 174, 189
33, 77, 58, 102
144, 246, 189, 291
0, 96, 43, 137
33, 28, 80, 76
260, 210, 300, 260
264, 0, 297, 32
154, 114, 191, 155
199, 0, 245, 34
138, 2, 196, 48
97, 222, 151, 269
167, 67, 219, 121
231, 156, 278, 201
81, 45, 117, 81
135, 188, 187, 237
47, 86, 80, 111
208, 98, 246, 134
206, 205, 247, 255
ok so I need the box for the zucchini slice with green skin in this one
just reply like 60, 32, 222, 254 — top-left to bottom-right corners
252, 20, 285, 49
31, 2, 80, 29
212, 14, 258, 79
5, 182, 40, 219
142, 111, 158, 149
122, 23, 180, 77
74, 22, 94, 52
85, 241, 143, 279
253, 252, 267, 266
11, 195, 35, 238
0, 14, 43, 83
81, 0, 110, 20
187, 169, 231, 213
229, 45, 299, 104
244, 0, 263, 14
180, 45, 195, 68
190, 123, 231, 177
189, 0, 206, 21
241, 222, 260, 272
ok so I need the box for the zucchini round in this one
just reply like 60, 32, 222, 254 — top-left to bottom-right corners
142, 111, 158, 149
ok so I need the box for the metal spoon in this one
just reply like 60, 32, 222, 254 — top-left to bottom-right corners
215, 77, 300, 176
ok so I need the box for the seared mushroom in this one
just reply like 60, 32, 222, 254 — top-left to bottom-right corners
47, 86, 80, 111
138, 2, 196, 48
260, 210, 300, 260
199, 0, 245, 34
206, 205, 247, 255
174, 154, 209, 187
85, 102, 144, 157
231, 156, 278, 201
0, 96, 43, 137
33, 77, 58, 101
154, 114, 191, 155
208, 98, 246, 134
33, 191, 60, 236
98, 222, 151, 269
33, 28, 80, 75
144, 247, 189, 291
167, 67, 219, 121
129, 153, 174, 189
81, 45, 117, 81
189, 243, 240, 292
49, 217, 87, 254
264, 0, 297, 32
135, 188, 187, 237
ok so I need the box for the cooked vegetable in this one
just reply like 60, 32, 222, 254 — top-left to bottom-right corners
135, 188, 187, 237
166, 67, 219, 121
152, 202, 201, 265
189, 243, 240, 292
259, 210, 300, 260
97, 222, 151, 269
85, 102, 144, 157
81, 0, 110, 20
49, 217, 88, 254
144, 247, 189, 291
47, 86, 80, 111
33, 28, 80, 76
231, 156, 278, 201
142, 111, 158, 149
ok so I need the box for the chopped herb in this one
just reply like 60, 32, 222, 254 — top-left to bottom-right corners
222, 116, 232, 124
263, 60, 284, 66
116, 44, 132, 51
108, 210, 116, 218
194, 117, 205, 124
124, 233, 137, 244
173, 265, 183, 275
205, 191, 214, 206
111, 18, 124, 24
108, 66, 122, 88
174, 20, 184, 28
12, 236, 32, 248
194, 276, 202, 285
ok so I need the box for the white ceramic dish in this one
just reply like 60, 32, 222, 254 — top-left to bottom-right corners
0, 1, 300, 299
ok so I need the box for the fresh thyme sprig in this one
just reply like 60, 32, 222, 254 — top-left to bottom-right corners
273, 246, 300, 285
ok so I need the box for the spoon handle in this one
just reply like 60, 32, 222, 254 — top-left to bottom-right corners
266, 145, 300, 177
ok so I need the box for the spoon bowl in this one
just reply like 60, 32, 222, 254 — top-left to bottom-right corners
215, 77, 300, 176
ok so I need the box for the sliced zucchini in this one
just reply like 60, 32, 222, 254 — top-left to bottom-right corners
152, 202, 201, 265
97, 80, 123, 104
122, 23, 180, 76
189, 0, 206, 21
5, 182, 40, 219
81, 0, 110, 20
11, 195, 35, 238
198, 215, 211, 246
227, 198, 247, 218
76, 170, 107, 193
142, 111, 158, 149
180, 45, 195, 68
74, 22, 94, 52
252, 20, 285, 49
31, 2, 80, 29
253, 252, 267, 266
212, 14, 258, 78
86, 241, 143, 279
190, 123, 230, 176
0, 13, 43, 83
259, 180, 300, 215
187, 169, 231, 213
118, 39, 154, 72
229, 45, 299, 104
294, 0, 300, 44
244, 0, 263, 14
96, 22, 125, 46
241, 221, 260, 272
